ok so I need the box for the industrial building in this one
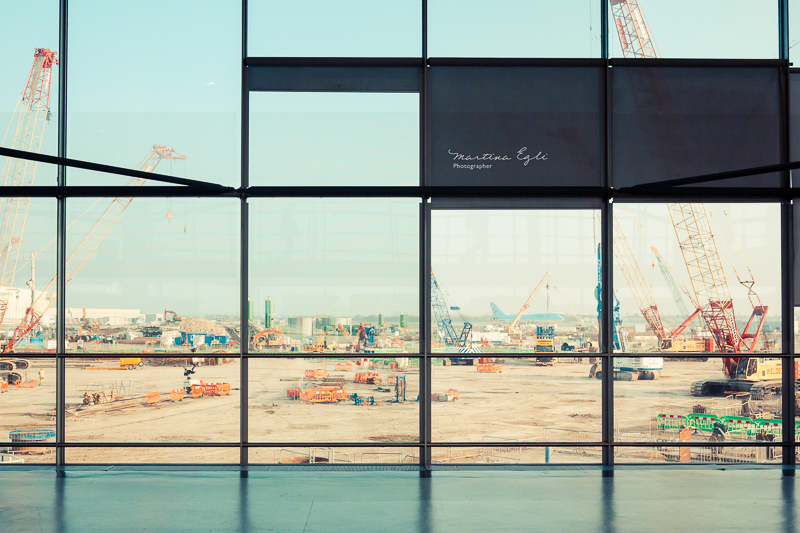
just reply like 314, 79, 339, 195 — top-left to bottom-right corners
2, 1, 800, 531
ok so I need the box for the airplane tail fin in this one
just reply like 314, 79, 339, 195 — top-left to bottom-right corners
490, 302, 503, 317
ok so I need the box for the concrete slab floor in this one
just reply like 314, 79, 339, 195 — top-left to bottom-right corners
0, 466, 796, 532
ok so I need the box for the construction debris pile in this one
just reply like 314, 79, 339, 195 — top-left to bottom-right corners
179, 318, 227, 336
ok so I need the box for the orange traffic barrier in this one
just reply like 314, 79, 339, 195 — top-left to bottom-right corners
202, 382, 231, 396
477, 364, 502, 373
15, 379, 38, 389
304, 369, 328, 378
299, 388, 347, 403
190, 384, 204, 398
354, 372, 380, 383
169, 389, 185, 401
1, 381, 7, 391
335, 362, 352, 370
146, 391, 160, 404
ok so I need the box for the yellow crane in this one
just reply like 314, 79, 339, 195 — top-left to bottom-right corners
509, 272, 551, 331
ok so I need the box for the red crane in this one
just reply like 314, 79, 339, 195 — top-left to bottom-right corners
612, 213, 701, 350
610, 2, 769, 365
0, 49, 58, 328
3, 145, 186, 352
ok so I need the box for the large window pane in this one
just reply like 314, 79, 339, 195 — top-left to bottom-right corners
0, 1, 59, 167
250, 93, 419, 186
428, 1, 600, 58
612, 203, 781, 354
431, 357, 601, 445
432, 209, 599, 354
0, 198, 57, 353
65, 198, 239, 353
612, 66, 781, 188
247, 1, 421, 57
65, 356, 240, 443
429, 67, 603, 187
0, 356, 55, 464
614, 356, 784, 450
248, 357, 419, 443
249, 198, 419, 352
608, 1, 778, 59
68, 0, 240, 187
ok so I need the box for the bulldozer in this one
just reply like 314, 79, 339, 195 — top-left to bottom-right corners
691, 357, 797, 399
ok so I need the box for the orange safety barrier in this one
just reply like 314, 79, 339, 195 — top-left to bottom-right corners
335, 362, 352, 370
299, 388, 347, 403
170, 389, 185, 401
304, 369, 328, 378
354, 372, 380, 383
1, 381, 7, 391
448, 389, 460, 400
15, 379, 38, 389
287, 388, 301, 398
477, 364, 502, 373
191, 384, 204, 398
202, 382, 231, 396
146, 391, 160, 404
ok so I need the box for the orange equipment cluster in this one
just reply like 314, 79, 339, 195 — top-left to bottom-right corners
354, 372, 380, 383
305, 369, 328, 378
298, 388, 347, 403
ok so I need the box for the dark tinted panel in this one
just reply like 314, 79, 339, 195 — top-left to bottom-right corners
429, 67, 603, 187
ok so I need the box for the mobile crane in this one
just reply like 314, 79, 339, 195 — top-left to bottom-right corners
2, 146, 186, 353
610, 1, 775, 396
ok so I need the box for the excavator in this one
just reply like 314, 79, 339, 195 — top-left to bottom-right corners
251, 327, 286, 350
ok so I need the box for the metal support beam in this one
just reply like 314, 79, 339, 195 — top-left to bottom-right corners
240, 4, 249, 468
782, 201, 796, 466
55, 0, 68, 468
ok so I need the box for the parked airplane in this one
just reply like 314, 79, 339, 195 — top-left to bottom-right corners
490, 302, 564, 322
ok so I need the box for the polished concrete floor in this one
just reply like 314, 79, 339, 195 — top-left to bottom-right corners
0, 466, 797, 532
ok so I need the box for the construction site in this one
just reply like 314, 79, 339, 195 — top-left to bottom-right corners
0, 0, 797, 469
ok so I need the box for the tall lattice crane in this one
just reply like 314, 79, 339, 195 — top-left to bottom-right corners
3, 145, 186, 352
610, 0, 658, 59
610, 2, 769, 359
430, 269, 471, 348
0, 49, 58, 328
668, 204, 767, 357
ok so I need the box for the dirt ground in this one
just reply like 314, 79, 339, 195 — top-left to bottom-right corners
0, 357, 785, 465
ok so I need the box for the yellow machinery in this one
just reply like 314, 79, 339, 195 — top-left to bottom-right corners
119, 358, 142, 370
691, 357, 791, 398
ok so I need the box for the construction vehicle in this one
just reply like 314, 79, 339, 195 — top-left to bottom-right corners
431, 269, 475, 364
303, 331, 327, 352
164, 310, 184, 322
0, 49, 58, 379
593, 244, 661, 380
251, 327, 286, 349
611, 3, 772, 392
691, 358, 799, 399
1, 146, 186, 353
534, 325, 557, 365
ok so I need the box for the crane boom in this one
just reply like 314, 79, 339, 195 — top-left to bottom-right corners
0, 49, 58, 328
3, 145, 186, 352
509, 272, 550, 330
612, 213, 670, 341
610, 0, 657, 59
430, 269, 470, 347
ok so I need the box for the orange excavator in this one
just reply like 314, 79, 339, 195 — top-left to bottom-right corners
251, 327, 287, 349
